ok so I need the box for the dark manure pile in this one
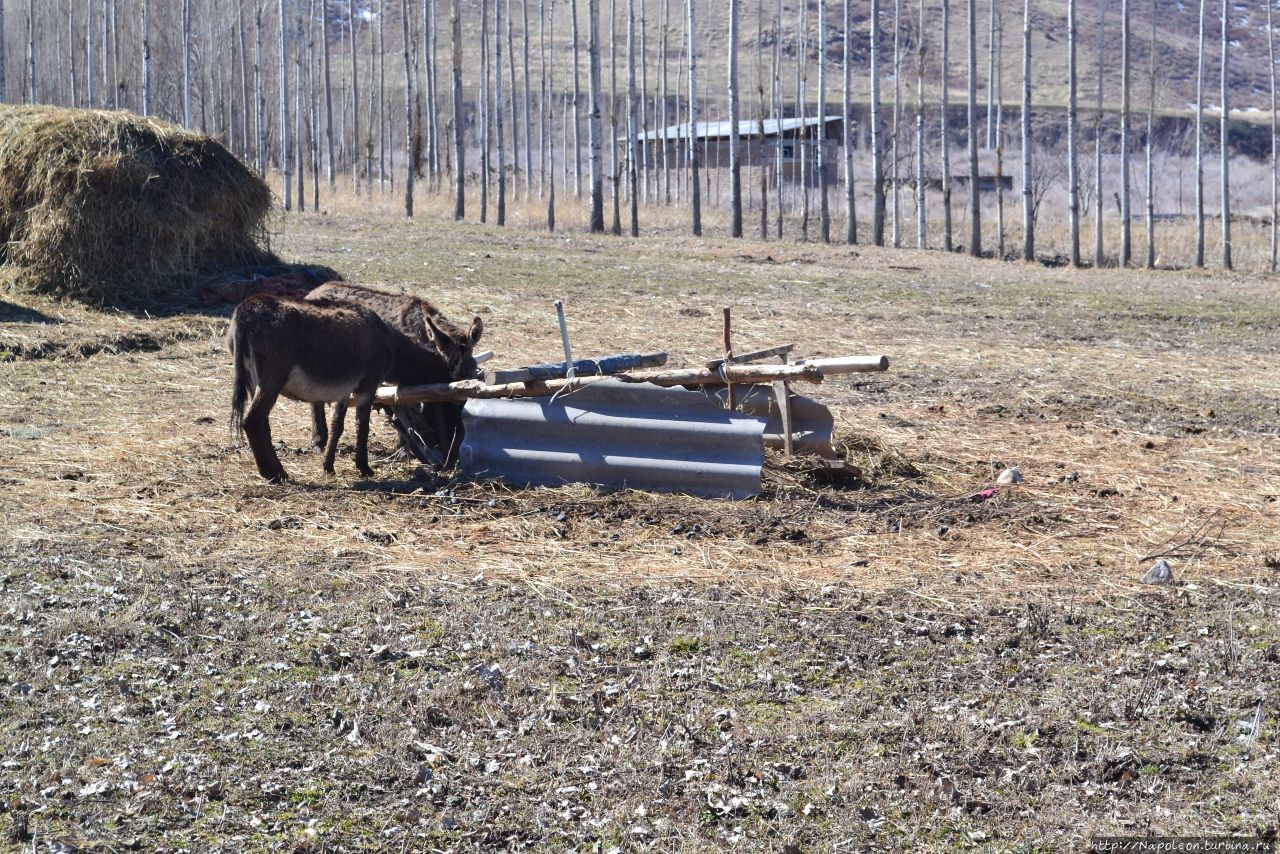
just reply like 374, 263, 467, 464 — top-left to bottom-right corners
0, 105, 276, 306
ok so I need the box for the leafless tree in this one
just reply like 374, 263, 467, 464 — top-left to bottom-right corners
610, 0, 621, 234
890, 0, 901, 247
940, 0, 952, 250
350, 0, 363, 191
182, 0, 192, 124
323, 0, 336, 188
571, 0, 583, 196
522, 0, 533, 200
627, 0, 639, 235
589, 0, 605, 231
915, 0, 926, 248
141, 0, 150, 113
451, 0, 464, 219
728, 0, 742, 237
1119, 0, 1130, 266
995, 4, 1005, 256
1220, 0, 1230, 269
280, 0, 293, 210
843, 0, 856, 243
1, 0, 7, 103
985, 0, 995, 148
1067, 0, 1079, 265
495, 0, 506, 224
400, 0, 414, 215
1144, 2, 1155, 268
1270, 0, 1277, 271
871, 0, 885, 245
1020, 0, 1031, 260
687, 0, 701, 235
480, 0, 490, 222
547, 0, 557, 229
660, 0, 670, 203
1094, 0, 1107, 266
818, 0, 830, 242
1193, 0, 1206, 267
966, 0, 980, 255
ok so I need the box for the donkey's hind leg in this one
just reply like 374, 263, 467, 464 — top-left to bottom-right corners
322, 398, 350, 475
310, 403, 329, 451
244, 384, 288, 482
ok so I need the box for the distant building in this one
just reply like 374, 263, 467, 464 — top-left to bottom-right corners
632, 116, 845, 187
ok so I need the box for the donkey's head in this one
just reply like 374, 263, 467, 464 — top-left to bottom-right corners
425, 313, 485, 381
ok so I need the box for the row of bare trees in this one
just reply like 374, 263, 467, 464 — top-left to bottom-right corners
0, 0, 1274, 269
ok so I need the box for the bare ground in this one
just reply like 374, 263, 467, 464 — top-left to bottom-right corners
1, 211, 1278, 850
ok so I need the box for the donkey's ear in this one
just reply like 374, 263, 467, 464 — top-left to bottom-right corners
424, 315, 450, 352
468, 317, 484, 346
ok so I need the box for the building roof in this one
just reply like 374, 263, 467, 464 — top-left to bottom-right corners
634, 115, 845, 142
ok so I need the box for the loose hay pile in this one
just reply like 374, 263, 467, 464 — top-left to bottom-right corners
0, 105, 275, 306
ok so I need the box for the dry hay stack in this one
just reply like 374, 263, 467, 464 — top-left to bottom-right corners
0, 105, 275, 306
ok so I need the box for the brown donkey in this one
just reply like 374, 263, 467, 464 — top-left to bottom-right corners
305, 282, 483, 465
228, 295, 395, 481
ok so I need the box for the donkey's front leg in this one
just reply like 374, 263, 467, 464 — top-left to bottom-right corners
353, 402, 375, 478
322, 399, 350, 475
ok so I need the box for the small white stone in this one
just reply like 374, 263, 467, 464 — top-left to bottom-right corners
997, 466, 1024, 485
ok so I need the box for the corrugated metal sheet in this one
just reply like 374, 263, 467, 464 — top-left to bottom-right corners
459, 379, 767, 499
709, 385, 838, 459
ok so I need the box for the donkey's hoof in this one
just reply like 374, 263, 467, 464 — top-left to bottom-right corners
266, 470, 289, 484
322, 464, 336, 476
357, 466, 375, 479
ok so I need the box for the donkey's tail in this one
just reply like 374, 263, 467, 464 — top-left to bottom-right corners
228, 318, 255, 442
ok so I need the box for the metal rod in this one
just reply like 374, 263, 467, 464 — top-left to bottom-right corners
555, 300, 575, 379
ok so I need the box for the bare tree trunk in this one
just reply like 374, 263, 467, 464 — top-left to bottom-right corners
661, 0, 671, 204
798, 0, 809, 241
425, 0, 440, 185
281, 0, 293, 210
481, 0, 491, 222
379, 0, 388, 190
687, 0, 700, 235
871, 0, 885, 245
403, 0, 415, 216
68, 2, 79, 107
591, 0, 606, 230
890, 0, 901, 247
1, 0, 6, 103
1271, 0, 1277, 271
522, 0, 534, 200
758, 0, 768, 238
818, 0, 830, 242
995, 5, 1005, 256
309, 0, 320, 208
985, 0, 995, 148
323, 0, 336, 188
297, 1, 307, 209
85, 0, 94, 106
1220, 0, 1230, 270
547, 0, 557, 229
1094, 0, 1106, 266
1193, 0, 1205, 267
940, 0, 952, 250
1152, 2, 1162, 267
255, 1, 266, 174
452, 0, 464, 219
111, 0, 120, 108
1067, 0, 1079, 265
507, 0, 518, 197
627, 0, 639, 235
182, 0, 192, 124
1020, 0, 1031, 261
843, 0, 856, 243
773, 0, 782, 237
541, 0, 549, 199
239, 0, 252, 159
495, 0, 506, 223
729, 0, 742, 237
141, 0, 150, 113
611, 0, 622, 235
640, 0, 650, 202
966, 0, 980, 255
1119, 0, 1130, 266
571, 0, 583, 196
915, 0, 926, 248
350, 0, 363, 191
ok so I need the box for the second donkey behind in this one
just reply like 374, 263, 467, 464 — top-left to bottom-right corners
306, 282, 484, 465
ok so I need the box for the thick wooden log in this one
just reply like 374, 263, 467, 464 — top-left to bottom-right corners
798, 355, 890, 374
375, 361, 834, 405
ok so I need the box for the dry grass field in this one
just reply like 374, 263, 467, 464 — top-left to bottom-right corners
2, 199, 1279, 850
